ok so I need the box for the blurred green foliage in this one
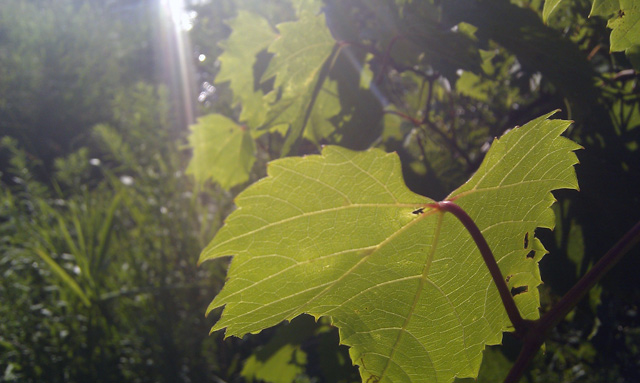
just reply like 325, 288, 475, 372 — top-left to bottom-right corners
0, 82, 231, 382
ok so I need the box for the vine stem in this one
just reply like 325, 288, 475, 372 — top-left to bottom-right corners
431, 200, 640, 383
504, 218, 640, 383
428, 201, 527, 334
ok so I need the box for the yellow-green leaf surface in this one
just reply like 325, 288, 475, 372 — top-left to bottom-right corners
216, 11, 277, 128
200, 113, 580, 383
261, 11, 336, 153
543, 0, 567, 23
187, 114, 255, 190
590, 0, 619, 17
606, 0, 640, 52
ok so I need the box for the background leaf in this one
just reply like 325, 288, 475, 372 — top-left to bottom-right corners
589, 0, 619, 17
261, 11, 336, 153
187, 114, 255, 190
607, 0, 640, 52
216, 11, 277, 128
543, 0, 568, 23
200, 113, 580, 383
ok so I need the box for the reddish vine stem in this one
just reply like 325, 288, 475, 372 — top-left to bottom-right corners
504, 219, 640, 383
429, 200, 527, 334
432, 200, 640, 383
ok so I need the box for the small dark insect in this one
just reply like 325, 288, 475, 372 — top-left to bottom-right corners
619, 9, 625, 18
506, 274, 513, 283
412, 207, 425, 215
524, 232, 529, 249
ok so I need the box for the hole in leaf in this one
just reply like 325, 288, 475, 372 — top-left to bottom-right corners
524, 232, 529, 249
526, 250, 535, 259
511, 286, 528, 296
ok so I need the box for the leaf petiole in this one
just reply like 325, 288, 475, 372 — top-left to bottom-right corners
431, 201, 640, 383
429, 200, 528, 335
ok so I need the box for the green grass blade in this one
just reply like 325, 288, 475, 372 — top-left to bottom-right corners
33, 247, 91, 307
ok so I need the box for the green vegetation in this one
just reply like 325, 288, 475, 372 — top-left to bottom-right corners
1, 0, 639, 382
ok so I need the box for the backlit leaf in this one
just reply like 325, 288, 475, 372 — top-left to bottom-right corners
200, 112, 580, 383
261, 11, 336, 153
542, 0, 567, 23
187, 114, 255, 190
607, 0, 640, 52
589, 0, 619, 17
216, 11, 277, 128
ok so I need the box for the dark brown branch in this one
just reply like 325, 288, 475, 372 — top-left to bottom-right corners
503, 219, 640, 383
420, 76, 436, 124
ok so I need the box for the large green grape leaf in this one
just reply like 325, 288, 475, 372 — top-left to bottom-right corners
260, 11, 336, 154
187, 114, 255, 190
199, 112, 580, 383
216, 11, 276, 129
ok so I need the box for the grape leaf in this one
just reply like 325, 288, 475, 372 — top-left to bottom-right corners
260, 11, 336, 153
607, 0, 640, 52
187, 114, 255, 190
589, 0, 619, 17
199, 112, 580, 383
216, 11, 276, 129
542, 0, 567, 23
240, 315, 316, 383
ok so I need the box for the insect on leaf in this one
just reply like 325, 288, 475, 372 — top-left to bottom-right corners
199, 112, 581, 383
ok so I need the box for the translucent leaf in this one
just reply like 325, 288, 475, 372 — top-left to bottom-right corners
291, 0, 323, 15
542, 0, 567, 23
456, 72, 494, 102
241, 344, 307, 383
607, 0, 640, 52
261, 11, 334, 94
216, 11, 277, 128
589, 0, 619, 17
200, 112, 580, 383
240, 315, 316, 383
187, 114, 255, 190
303, 79, 340, 143
261, 11, 336, 153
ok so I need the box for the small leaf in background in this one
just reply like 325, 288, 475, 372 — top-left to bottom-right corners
606, 0, 640, 52
187, 114, 255, 190
303, 79, 340, 143
216, 11, 277, 128
589, 0, 620, 17
543, 0, 568, 23
240, 315, 316, 383
241, 344, 307, 383
261, 11, 334, 90
261, 11, 336, 153
200, 113, 580, 383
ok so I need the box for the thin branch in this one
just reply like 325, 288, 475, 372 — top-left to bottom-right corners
503, 219, 640, 383
385, 108, 474, 172
383, 109, 422, 126
423, 118, 473, 168
420, 75, 436, 124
